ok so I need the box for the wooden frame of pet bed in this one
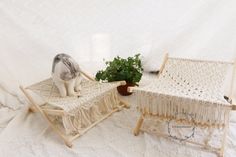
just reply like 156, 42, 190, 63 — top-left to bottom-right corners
129, 53, 236, 157
20, 70, 129, 148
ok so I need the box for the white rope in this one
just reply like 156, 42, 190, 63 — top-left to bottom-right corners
27, 78, 121, 134
134, 58, 232, 127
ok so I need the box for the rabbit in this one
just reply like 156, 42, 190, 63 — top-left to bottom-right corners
52, 53, 83, 97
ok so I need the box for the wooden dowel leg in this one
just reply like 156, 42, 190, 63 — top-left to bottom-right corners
28, 105, 36, 112
70, 107, 120, 142
119, 99, 130, 109
65, 141, 73, 148
133, 114, 144, 136
204, 127, 213, 147
219, 114, 230, 157
80, 70, 95, 81
20, 86, 72, 148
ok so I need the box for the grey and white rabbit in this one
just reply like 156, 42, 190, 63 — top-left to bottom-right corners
52, 53, 82, 97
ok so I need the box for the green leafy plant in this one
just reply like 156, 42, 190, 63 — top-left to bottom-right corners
95, 54, 143, 84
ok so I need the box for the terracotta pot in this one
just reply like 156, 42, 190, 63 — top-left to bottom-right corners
117, 82, 135, 96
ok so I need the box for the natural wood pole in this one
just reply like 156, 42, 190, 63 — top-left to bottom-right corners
19, 86, 72, 148
229, 59, 236, 99
133, 114, 144, 136
80, 69, 95, 81
29, 105, 65, 116
134, 113, 226, 156
70, 104, 125, 142
133, 111, 230, 156
119, 99, 130, 108
219, 112, 230, 157
41, 108, 65, 116
232, 105, 236, 110
28, 106, 36, 112
158, 53, 169, 76
142, 128, 220, 154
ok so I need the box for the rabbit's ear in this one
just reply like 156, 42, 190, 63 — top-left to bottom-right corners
74, 62, 81, 72
60, 72, 72, 81
68, 58, 77, 73
52, 54, 60, 73
52, 53, 70, 73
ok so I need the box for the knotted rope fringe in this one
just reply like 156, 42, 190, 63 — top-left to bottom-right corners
62, 89, 120, 134
134, 91, 230, 127
27, 78, 121, 135
134, 58, 232, 127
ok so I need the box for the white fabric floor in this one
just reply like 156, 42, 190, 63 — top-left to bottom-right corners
0, 74, 236, 157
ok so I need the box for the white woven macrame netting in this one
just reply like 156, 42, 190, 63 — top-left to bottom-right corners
134, 58, 233, 127
26, 78, 121, 134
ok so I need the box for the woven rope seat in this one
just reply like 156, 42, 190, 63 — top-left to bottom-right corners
131, 54, 236, 156
20, 75, 128, 147
27, 78, 121, 113
141, 58, 230, 103
133, 57, 232, 127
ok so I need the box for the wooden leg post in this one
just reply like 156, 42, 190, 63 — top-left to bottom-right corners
219, 114, 230, 157
20, 86, 73, 148
119, 99, 130, 109
133, 114, 144, 136
204, 127, 213, 148
65, 140, 73, 148
28, 105, 36, 112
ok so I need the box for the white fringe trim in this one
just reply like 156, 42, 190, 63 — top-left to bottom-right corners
134, 91, 231, 127
62, 89, 120, 134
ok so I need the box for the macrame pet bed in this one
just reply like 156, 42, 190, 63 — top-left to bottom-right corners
20, 72, 129, 147
129, 54, 236, 157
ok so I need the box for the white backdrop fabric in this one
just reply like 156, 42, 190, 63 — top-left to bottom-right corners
0, 0, 236, 157
1, 0, 236, 87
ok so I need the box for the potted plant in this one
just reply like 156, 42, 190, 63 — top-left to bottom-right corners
95, 54, 143, 96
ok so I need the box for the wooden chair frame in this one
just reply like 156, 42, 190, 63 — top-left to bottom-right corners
130, 53, 236, 157
20, 70, 129, 148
